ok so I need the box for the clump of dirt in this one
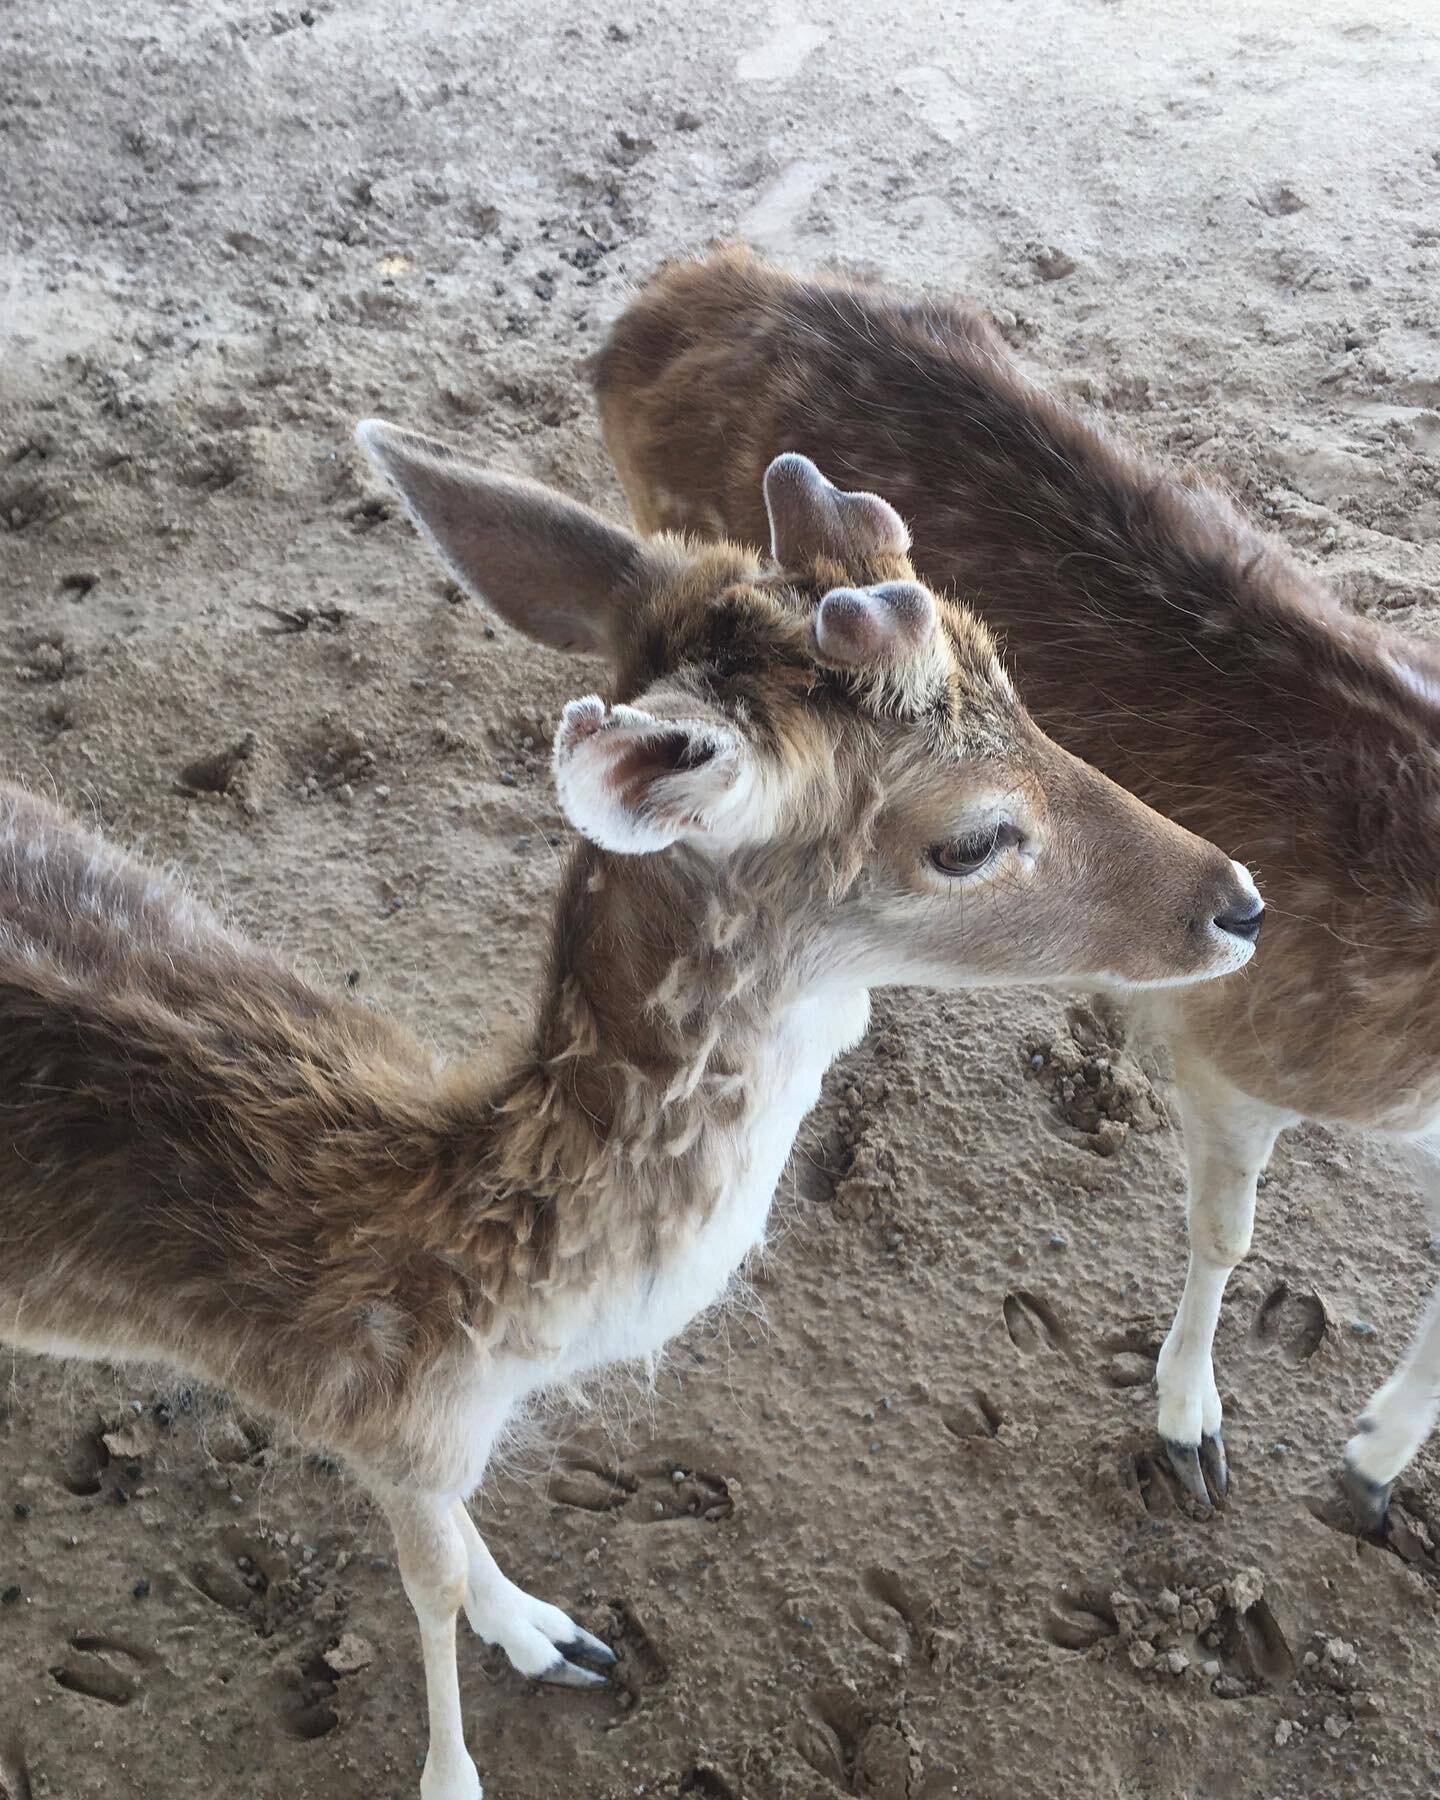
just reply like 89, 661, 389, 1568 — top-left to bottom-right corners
176, 730, 263, 810
1025, 1000, 1166, 1154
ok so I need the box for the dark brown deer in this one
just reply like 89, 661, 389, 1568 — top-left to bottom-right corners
594, 244, 1440, 1528
0, 425, 1261, 1798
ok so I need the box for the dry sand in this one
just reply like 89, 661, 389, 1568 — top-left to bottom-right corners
3, 1, 1440, 1796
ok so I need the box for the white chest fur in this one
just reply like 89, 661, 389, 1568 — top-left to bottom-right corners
560, 986, 871, 1375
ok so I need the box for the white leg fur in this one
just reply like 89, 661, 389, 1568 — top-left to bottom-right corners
1344, 1277, 1440, 1527
452, 1504, 614, 1686
1155, 1063, 1287, 1503
381, 1491, 482, 1800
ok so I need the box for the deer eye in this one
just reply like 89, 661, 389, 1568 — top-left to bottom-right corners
929, 822, 1022, 878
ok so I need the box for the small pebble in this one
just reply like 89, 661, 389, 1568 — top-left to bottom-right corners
113, 1486, 129, 1506
1029, 1052, 1046, 1071
1271, 1441, 1290, 1456
1275, 1719, 1296, 1747
1049, 1232, 1068, 1250
1323, 1714, 1351, 1740
132, 1577, 151, 1599
1349, 1320, 1376, 1337
13, 1502, 30, 1519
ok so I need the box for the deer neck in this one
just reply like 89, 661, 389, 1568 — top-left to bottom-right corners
486, 842, 868, 1364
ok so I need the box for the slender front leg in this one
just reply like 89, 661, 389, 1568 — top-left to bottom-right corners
1343, 1274, 1440, 1531
1155, 1064, 1286, 1505
379, 1489, 482, 1800
452, 1504, 615, 1686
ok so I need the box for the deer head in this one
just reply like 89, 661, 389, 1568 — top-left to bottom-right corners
357, 422, 1261, 994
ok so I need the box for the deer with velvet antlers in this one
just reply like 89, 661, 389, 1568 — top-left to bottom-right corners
0, 425, 1262, 1799
593, 243, 1440, 1530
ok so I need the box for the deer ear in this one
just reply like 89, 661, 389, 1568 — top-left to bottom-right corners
357, 419, 655, 655
763, 453, 911, 570
553, 697, 776, 854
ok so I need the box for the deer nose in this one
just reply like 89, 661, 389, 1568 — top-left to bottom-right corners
1215, 897, 1264, 943
1209, 859, 1264, 944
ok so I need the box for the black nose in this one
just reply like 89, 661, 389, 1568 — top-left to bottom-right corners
1214, 899, 1264, 943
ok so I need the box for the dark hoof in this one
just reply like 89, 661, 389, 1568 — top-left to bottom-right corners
537, 1656, 609, 1690
1200, 1431, 1228, 1501
1163, 1434, 1227, 1508
1339, 1460, 1392, 1536
561, 1628, 618, 1669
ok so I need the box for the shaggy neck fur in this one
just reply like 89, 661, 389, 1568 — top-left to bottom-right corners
473, 838, 864, 1344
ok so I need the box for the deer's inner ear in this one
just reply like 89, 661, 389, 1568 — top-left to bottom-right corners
357, 419, 659, 655
554, 699, 784, 855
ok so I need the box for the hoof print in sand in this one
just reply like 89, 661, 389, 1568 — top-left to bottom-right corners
1101, 1570, 1292, 1691
277, 1651, 341, 1742
1226, 1592, 1295, 1684
678, 1768, 738, 1800
1002, 1290, 1067, 1355
1133, 1451, 1195, 1520
795, 1689, 921, 1800
1254, 1282, 1327, 1364
57, 1427, 109, 1497
854, 1565, 932, 1660
549, 1454, 733, 1523
189, 1527, 294, 1629
50, 1633, 158, 1708
941, 1390, 1003, 1440
1044, 1588, 1119, 1652
603, 1598, 669, 1699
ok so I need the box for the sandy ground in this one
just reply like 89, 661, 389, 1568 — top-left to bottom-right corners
3, 1, 1440, 1796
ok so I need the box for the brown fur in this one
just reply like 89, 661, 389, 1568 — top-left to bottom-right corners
594, 246, 1440, 1130
0, 431, 1262, 1794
